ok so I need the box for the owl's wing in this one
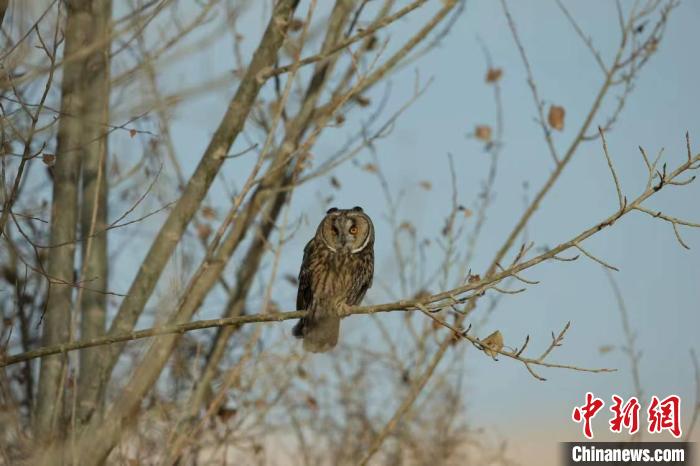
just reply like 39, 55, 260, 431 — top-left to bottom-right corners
296, 239, 315, 311
347, 249, 374, 306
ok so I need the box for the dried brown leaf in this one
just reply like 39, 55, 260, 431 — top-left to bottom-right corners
217, 407, 237, 422
548, 105, 566, 131
362, 163, 378, 173
413, 289, 431, 300
305, 395, 318, 410
474, 125, 492, 142
197, 223, 212, 241
481, 330, 504, 358
42, 153, 55, 166
646, 38, 658, 53
486, 67, 503, 83
289, 18, 304, 32
399, 221, 416, 235
366, 35, 378, 51
355, 95, 371, 107
201, 206, 217, 220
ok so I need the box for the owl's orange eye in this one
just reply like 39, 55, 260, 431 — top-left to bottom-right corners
349, 225, 358, 235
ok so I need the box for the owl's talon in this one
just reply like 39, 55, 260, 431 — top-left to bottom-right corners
338, 303, 351, 318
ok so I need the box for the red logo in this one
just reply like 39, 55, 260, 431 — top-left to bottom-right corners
647, 395, 682, 438
572, 393, 682, 439
609, 394, 640, 435
572, 392, 605, 439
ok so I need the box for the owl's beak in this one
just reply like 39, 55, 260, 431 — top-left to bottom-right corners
339, 233, 352, 251
343, 235, 355, 252
332, 218, 355, 252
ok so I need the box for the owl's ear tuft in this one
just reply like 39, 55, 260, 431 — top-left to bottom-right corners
351, 206, 363, 212
326, 207, 339, 214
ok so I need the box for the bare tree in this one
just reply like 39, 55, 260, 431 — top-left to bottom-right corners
0, 0, 696, 464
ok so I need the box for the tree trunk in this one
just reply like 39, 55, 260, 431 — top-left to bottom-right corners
34, 0, 96, 439
76, 0, 111, 425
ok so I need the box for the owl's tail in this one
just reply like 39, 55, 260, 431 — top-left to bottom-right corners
292, 305, 340, 353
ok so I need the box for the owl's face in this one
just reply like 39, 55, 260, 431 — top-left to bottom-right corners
317, 206, 374, 254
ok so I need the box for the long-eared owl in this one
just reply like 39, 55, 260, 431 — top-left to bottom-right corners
292, 206, 374, 353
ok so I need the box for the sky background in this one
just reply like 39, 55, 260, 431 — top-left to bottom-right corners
97, 0, 700, 463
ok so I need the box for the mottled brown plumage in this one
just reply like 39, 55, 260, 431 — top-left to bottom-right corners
292, 206, 374, 352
